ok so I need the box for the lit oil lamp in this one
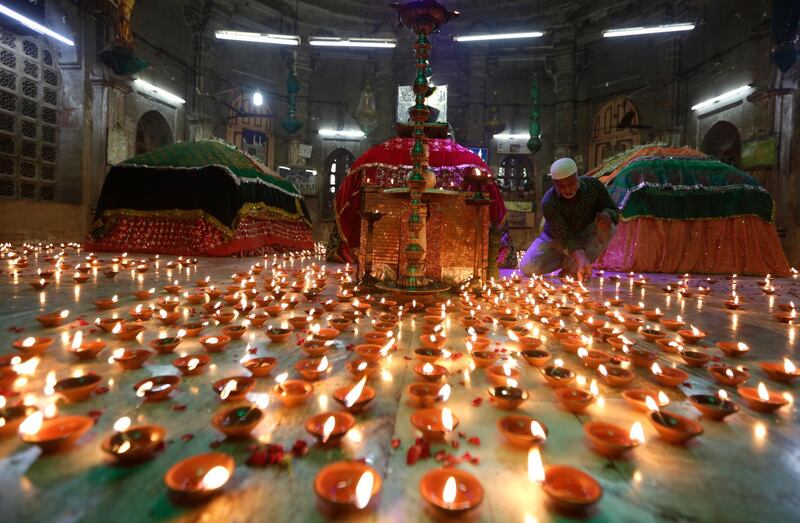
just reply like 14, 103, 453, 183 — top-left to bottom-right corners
329, 317, 353, 332
407, 383, 450, 408
414, 362, 448, 382
93, 295, 119, 310
314, 462, 381, 516
414, 347, 443, 364
597, 364, 635, 387
172, 355, 210, 376
54, 374, 102, 402
180, 322, 206, 337
578, 348, 611, 369
242, 356, 277, 377
497, 415, 548, 447
266, 326, 292, 343
738, 382, 788, 413
333, 376, 376, 413
773, 308, 797, 324
313, 327, 340, 341
659, 315, 686, 331
19, 411, 94, 453
486, 363, 521, 386
148, 336, 182, 354
758, 358, 800, 383
212, 396, 268, 439
12, 336, 53, 354
708, 365, 749, 386
419, 468, 484, 516
643, 307, 663, 321
346, 359, 380, 381
723, 294, 742, 310
199, 334, 231, 353
716, 341, 750, 358
584, 421, 643, 459
133, 375, 180, 401
689, 390, 739, 421
411, 407, 458, 441
0, 397, 35, 437
650, 362, 688, 388
114, 323, 146, 341
164, 452, 235, 504
133, 288, 155, 300
537, 460, 604, 513
521, 348, 551, 367
296, 356, 331, 381
419, 333, 447, 350
112, 348, 153, 370
102, 416, 166, 464
680, 349, 711, 368
305, 412, 355, 447
621, 389, 670, 412
627, 347, 659, 368
213, 376, 255, 402
554, 386, 595, 414
646, 396, 703, 445
273, 373, 313, 407
35, 309, 69, 328
542, 360, 576, 388
28, 278, 49, 290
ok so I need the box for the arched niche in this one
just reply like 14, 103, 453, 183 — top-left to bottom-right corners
589, 97, 641, 169
323, 148, 355, 219
134, 110, 174, 155
700, 121, 741, 167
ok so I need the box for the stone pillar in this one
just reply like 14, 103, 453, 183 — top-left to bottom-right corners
287, 48, 313, 166
374, 54, 397, 142
90, 76, 132, 203
464, 49, 488, 145
546, 27, 583, 164
658, 36, 683, 145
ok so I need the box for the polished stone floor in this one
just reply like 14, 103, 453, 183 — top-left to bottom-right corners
0, 248, 799, 523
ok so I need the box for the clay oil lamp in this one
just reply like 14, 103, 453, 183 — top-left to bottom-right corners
709, 365, 749, 386
655, 338, 682, 354
247, 312, 269, 328
646, 398, 703, 445
173, 355, 210, 376
773, 308, 797, 323
678, 325, 706, 344
554, 386, 595, 414
414, 362, 448, 382
584, 420, 643, 459
458, 313, 480, 328
0, 398, 35, 437
102, 416, 166, 464
582, 316, 606, 332
242, 356, 277, 377
12, 336, 53, 354
273, 374, 313, 407
578, 348, 611, 369
54, 374, 102, 402
263, 324, 292, 343
489, 378, 528, 410
680, 349, 711, 368
356, 343, 389, 362
419, 333, 447, 350
212, 309, 235, 324
72, 271, 89, 284
329, 317, 353, 332
296, 356, 332, 381
213, 376, 255, 402
596, 326, 620, 341
597, 364, 635, 388
314, 462, 381, 515
549, 320, 572, 340
623, 316, 644, 332
164, 452, 235, 504
415, 347, 443, 364
778, 301, 796, 312
19, 412, 94, 453
301, 340, 331, 358
127, 305, 153, 322
313, 327, 340, 342
333, 376, 376, 413
622, 389, 670, 412
759, 358, 800, 383
306, 412, 356, 448
35, 309, 69, 328
134, 375, 180, 401
132, 288, 155, 301
640, 326, 667, 342
28, 277, 50, 291
212, 398, 268, 439
522, 348, 551, 367
650, 363, 688, 388
486, 363, 521, 386
497, 415, 548, 447
606, 335, 635, 351
628, 347, 658, 368
407, 383, 450, 408
624, 302, 644, 315
738, 382, 788, 413
419, 468, 483, 516
716, 341, 749, 358
288, 315, 312, 331
112, 348, 153, 370
643, 307, 664, 322
199, 334, 231, 353
469, 347, 499, 368
542, 361, 576, 388
221, 324, 247, 340
180, 322, 206, 337
559, 333, 584, 353
689, 391, 739, 421
158, 296, 181, 312
724, 294, 743, 310
184, 291, 207, 305
539, 464, 603, 513
346, 359, 380, 381
264, 304, 285, 318
149, 336, 182, 354
557, 304, 576, 317
411, 407, 458, 441
351, 299, 371, 315
466, 334, 491, 351
114, 322, 146, 341
658, 316, 685, 332
93, 295, 119, 311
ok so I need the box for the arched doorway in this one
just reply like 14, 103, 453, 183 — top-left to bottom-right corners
589, 97, 641, 169
498, 155, 534, 193
226, 93, 274, 168
135, 110, 173, 155
323, 148, 355, 219
700, 121, 741, 167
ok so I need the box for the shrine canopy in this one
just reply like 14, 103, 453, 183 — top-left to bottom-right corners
333, 137, 507, 262
87, 140, 313, 256
590, 145, 790, 276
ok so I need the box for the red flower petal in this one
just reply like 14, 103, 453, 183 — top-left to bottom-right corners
467, 437, 481, 446
391, 438, 401, 449
406, 444, 421, 465
180, 433, 194, 442
471, 397, 483, 407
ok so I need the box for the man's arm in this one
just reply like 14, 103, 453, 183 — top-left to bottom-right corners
591, 178, 620, 224
543, 202, 579, 254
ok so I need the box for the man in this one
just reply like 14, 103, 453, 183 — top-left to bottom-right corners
519, 158, 618, 280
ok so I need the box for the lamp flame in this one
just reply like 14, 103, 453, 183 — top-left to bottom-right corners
630, 421, 645, 444
530, 420, 546, 441
344, 376, 367, 407
784, 358, 796, 374
316, 356, 329, 372
645, 395, 659, 412
19, 411, 43, 436
441, 407, 454, 432
321, 415, 336, 443
442, 476, 457, 505
354, 471, 374, 509
757, 382, 770, 401
527, 447, 545, 483
200, 465, 231, 490
114, 416, 131, 432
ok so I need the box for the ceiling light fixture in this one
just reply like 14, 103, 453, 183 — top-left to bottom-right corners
602, 23, 695, 38
0, 3, 74, 46
454, 31, 544, 43
493, 133, 530, 140
252, 91, 263, 107
310, 37, 396, 49
691, 85, 752, 112
133, 79, 186, 105
215, 30, 300, 46
319, 129, 365, 139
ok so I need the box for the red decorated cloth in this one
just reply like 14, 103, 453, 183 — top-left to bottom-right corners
334, 137, 507, 262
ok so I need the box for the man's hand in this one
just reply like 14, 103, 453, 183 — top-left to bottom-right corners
595, 211, 612, 232
572, 249, 592, 281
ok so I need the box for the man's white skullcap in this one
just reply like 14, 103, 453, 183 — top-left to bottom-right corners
549, 158, 578, 180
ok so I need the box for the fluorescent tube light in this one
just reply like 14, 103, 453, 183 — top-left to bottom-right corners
310, 37, 396, 48
253, 91, 263, 107
691, 85, 752, 111
319, 129, 365, 139
454, 31, 544, 43
602, 23, 695, 38
133, 79, 186, 105
0, 4, 74, 46
494, 133, 531, 140
215, 30, 300, 46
